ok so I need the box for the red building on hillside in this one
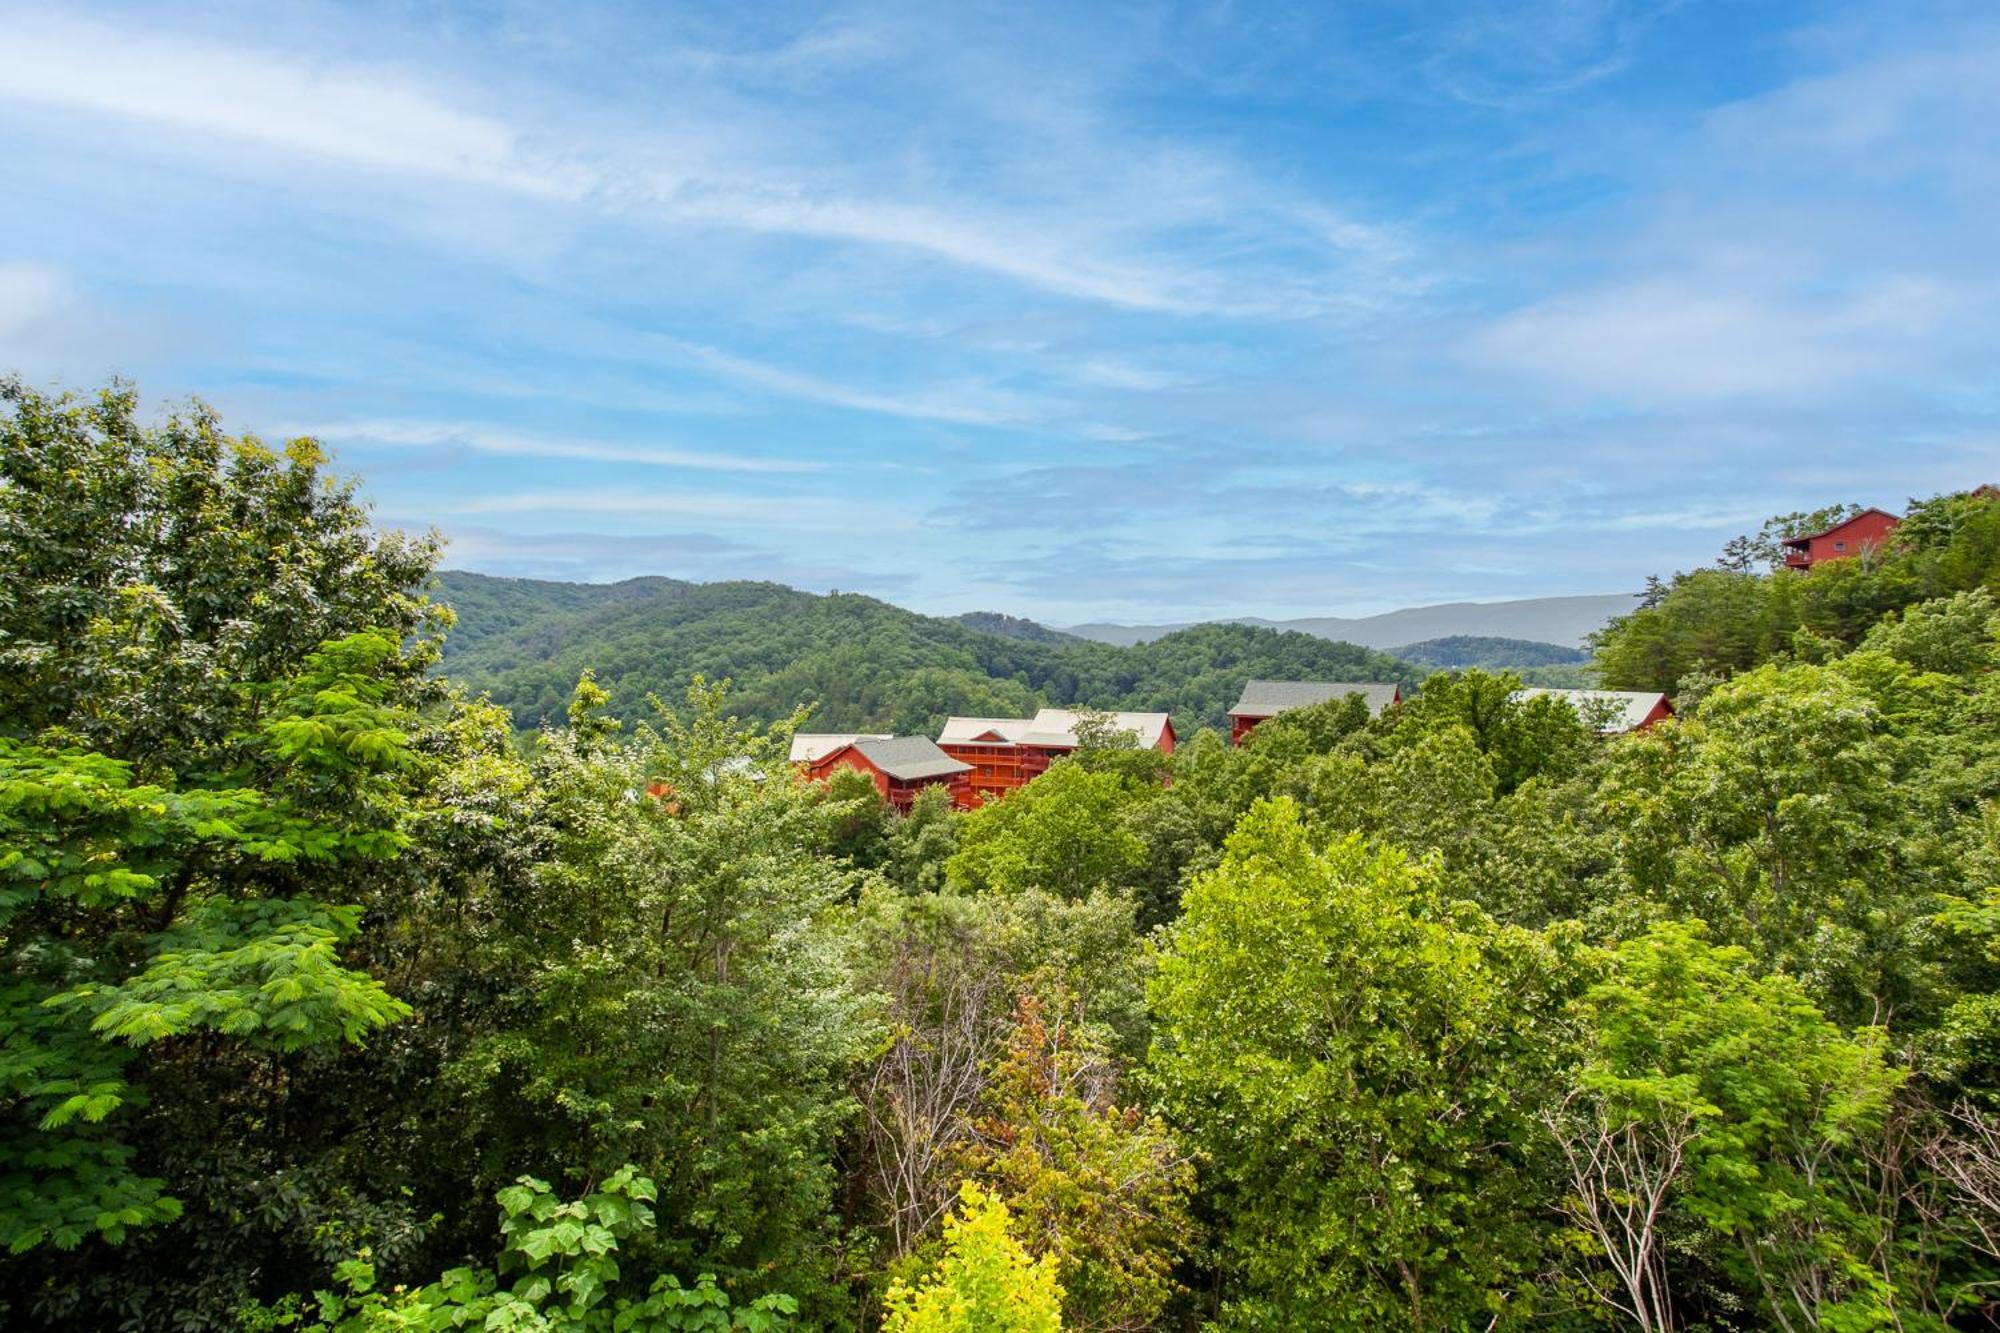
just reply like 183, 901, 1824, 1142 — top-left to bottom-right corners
937, 708, 1176, 806
1782, 508, 1901, 570
792, 733, 972, 811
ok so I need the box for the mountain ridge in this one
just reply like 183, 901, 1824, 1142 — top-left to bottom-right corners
1064, 592, 1637, 650
430, 569, 1418, 736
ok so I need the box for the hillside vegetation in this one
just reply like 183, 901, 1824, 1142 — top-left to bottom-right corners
435, 569, 1416, 736
13, 380, 2000, 1333
1392, 634, 1594, 686
1593, 489, 2000, 691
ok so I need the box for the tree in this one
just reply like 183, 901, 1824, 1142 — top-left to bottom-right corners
879, 1182, 1063, 1333
438, 679, 868, 1313
946, 762, 1150, 900
0, 378, 444, 775
961, 983, 1191, 1331
1148, 799, 1582, 1329
846, 883, 1153, 1278
1575, 924, 1909, 1332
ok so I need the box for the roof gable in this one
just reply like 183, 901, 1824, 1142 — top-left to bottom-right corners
1228, 679, 1401, 719
1018, 707, 1172, 749
939, 716, 1034, 744
791, 732, 890, 763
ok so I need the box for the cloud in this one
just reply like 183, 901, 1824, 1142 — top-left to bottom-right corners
307, 419, 822, 474
1469, 274, 1963, 401
0, 11, 1414, 319
661, 339, 1045, 426
439, 487, 915, 534
0, 14, 583, 196
0, 261, 65, 339
1417, 0, 1668, 107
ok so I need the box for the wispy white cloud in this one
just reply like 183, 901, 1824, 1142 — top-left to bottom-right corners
0, 11, 1414, 319
0, 14, 585, 196
661, 338, 1045, 425
306, 419, 822, 474
1469, 274, 1963, 401
440, 487, 915, 533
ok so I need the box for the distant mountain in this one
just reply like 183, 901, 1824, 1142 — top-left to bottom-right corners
951, 611, 1080, 644
1392, 636, 1590, 670
1065, 593, 1638, 651
431, 570, 1414, 737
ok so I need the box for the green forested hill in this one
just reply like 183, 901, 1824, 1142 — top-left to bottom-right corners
432, 569, 1415, 735
1394, 635, 1593, 687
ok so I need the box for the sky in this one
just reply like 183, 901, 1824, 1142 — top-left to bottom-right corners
1, 0, 1995, 624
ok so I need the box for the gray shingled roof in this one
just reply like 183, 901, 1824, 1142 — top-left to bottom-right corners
1228, 679, 1402, 719
853, 735, 973, 782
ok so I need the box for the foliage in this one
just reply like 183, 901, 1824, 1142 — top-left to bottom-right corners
1568, 924, 1911, 1331
879, 1182, 1064, 1333
437, 678, 869, 1315
1595, 488, 2000, 692
432, 571, 1413, 737
259, 1167, 796, 1331
1149, 799, 1584, 1329
962, 983, 1191, 1331
947, 762, 1152, 900
15, 380, 2000, 1333
1392, 635, 1589, 670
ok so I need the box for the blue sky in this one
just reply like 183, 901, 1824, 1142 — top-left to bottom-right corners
1, 0, 1994, 623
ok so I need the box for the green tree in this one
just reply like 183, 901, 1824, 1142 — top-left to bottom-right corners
947, 762, 1150, 900
439, 679, 868, 1313
1567, 924, 1912, 1331
1148, 799, 1582, 1330
1, 379, 449, 1280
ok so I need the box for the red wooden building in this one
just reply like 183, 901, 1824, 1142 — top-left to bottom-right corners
1781, 508, 1901, 570
1226, 680, 1402, 745
792, 733, 972, 811
937, 708, 1176, 805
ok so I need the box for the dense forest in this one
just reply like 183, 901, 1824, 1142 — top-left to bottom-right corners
1391, 635, 1593, 687
10, 378, 2000, 1332
434, 569, 1417, 736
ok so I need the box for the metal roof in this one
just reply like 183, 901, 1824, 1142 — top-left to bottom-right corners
1511, 688, 1671, 734
938, 716, 1035, 745
1228, 680, 1402, 719
790, 732, 890, 763
1017, 707, 1173, 750
852, 735, 973, 781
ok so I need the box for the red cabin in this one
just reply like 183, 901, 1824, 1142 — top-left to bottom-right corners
1781, 508, 1901, 570
793, 733, 972, 812
1226, 680, 1402, 745
937, 708, 1176, 806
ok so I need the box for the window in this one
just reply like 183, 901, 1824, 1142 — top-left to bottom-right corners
1834, 540, 1846, 551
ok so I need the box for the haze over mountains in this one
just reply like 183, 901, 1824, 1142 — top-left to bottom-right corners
1063, 593, 1638, 651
